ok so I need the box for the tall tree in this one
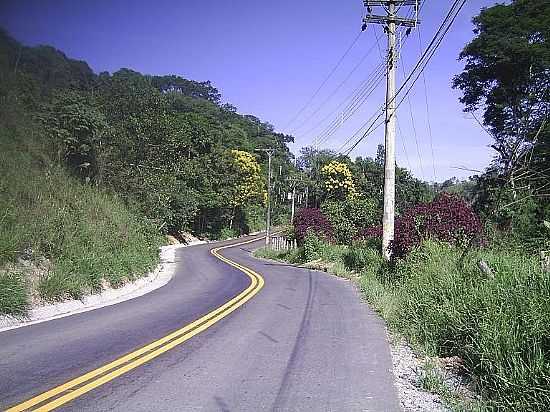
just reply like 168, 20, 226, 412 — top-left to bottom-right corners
453, 0, 550, 243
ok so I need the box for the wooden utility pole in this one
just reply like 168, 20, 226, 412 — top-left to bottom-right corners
290, 158, 299, 223
288, 177, 301, 223
291, 182, 296, 222
255, 148, 275, 246
362, 0, 419, 260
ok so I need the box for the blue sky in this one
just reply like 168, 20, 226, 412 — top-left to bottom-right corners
0, 0, 501, 182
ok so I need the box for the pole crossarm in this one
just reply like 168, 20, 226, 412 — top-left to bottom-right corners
363, 15, 419, 27
364, 0, 417, 5
363, 0, 420, 28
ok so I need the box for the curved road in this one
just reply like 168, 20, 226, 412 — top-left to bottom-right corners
0, 236, 400, 411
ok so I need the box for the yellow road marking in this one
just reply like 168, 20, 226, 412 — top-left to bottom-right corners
7, 236, 265, 412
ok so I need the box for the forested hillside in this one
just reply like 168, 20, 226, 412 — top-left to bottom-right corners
1, 29, 297, 239
0, 27, 297, 313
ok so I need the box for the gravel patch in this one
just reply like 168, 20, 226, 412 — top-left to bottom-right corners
389, 334, 449, 412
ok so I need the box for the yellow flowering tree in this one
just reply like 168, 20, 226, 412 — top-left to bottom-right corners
228, 150, 266, 228
321, 161, 357, 200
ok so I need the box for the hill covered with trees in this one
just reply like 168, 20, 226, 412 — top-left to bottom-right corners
0, 28, 301, 311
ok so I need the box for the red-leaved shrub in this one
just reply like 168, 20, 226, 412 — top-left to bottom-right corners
293, 208, 333, 244
357, 193, 482, 258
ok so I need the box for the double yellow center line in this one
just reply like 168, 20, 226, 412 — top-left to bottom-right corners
7, 237, 265, 412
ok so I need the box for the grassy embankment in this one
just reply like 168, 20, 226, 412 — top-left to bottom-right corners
0, 120, 163, 317
255, 237, 550, 411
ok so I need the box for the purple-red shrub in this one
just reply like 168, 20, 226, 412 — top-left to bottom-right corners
356, 225, 382, 240
356, 193, 482, 258
293, 208, 333, 244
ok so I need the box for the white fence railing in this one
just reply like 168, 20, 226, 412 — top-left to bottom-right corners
268, 235, 296, 252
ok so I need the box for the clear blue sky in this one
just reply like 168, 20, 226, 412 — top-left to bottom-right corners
0, 0, 501, 182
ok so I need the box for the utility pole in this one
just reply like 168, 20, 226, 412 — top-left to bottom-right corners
362, 0, 419, 260
288, 176, 301, 223
291, 181, 296, 222
290, 158, 298, 223
255, 148, 275, 246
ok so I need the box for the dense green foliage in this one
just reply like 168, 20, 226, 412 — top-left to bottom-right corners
321, 197, 377, 245
0, 27, 303, 312
0, 103, 163, 308
293, 144, 433, 246
392, 242, 549, 410
297, 145, 432, 214
453, 0, 550, 250
0, 29, 296, 241
0, 272, 28, 316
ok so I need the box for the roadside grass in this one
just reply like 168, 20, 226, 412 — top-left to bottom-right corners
419, 359, 487, 412
420, 360, 451, 396
0, 116, 164, 312
254, 234, 548, 411
0, 272, 29, 317
253, 246, 303, 264
392, 242, 550, 411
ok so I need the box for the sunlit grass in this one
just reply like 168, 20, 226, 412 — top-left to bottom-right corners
0, 118, 163, 310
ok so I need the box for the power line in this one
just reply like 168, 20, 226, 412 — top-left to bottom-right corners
315, 24, 413, 151
394, 0, 466, 111
340, 0, 467, 157
396, 118, 413, 171
282, 30, 364, 130
291, 32, 382, 135
337, 104, 385, 154
304, 30, 388, 148
334, 26, 403, 155
312, 65, 386, 148
418, 27, 437, 181
304, 60, 385, 143
399, 48, 425, 179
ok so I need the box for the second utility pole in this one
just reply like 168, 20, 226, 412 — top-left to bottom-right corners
363, 0, 419, 260
256, 148, 275, 246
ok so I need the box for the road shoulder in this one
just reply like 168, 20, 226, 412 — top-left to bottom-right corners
0, 242, 203, 333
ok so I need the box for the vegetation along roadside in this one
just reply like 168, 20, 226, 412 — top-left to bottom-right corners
259, 2, 550, 409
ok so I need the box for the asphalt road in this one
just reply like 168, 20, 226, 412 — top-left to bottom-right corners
0, 236, 400, 411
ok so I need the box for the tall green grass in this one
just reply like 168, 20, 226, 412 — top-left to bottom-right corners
391, 242, 550, 410
344, 240, 549, 410
0, 272, 28, 316
0, 114, 164, 311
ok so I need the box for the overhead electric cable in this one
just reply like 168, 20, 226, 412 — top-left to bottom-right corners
303, 60, 385, 141
339, 0, 467, 157
291, 31, 382, 135
315, 24, 414, 151
312, 65, 386, 148
282, 30, 364, 130
418, 28, 437, 181
400, 52, 425, 179
396, 119, 413, 171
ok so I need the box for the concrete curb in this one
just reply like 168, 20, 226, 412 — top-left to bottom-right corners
0, 240, 206, 333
